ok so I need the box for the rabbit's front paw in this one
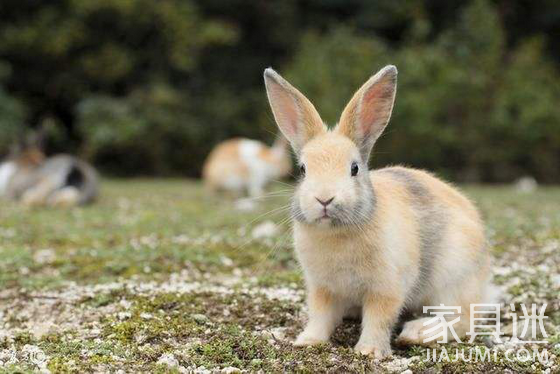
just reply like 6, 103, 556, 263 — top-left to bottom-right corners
293, 332, 328, 347
354, 342, 392, 359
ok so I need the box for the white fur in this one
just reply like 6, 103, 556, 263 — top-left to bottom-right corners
239, 139, 274, 196
47, 186, 80, 207
222, 174, 245, 192
0, 162, 16, 196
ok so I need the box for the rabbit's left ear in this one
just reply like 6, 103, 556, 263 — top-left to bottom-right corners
336, 65, 397, 162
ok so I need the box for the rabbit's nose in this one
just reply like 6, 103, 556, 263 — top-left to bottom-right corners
315, 196, 335, 207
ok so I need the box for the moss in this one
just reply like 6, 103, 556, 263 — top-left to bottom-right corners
255, 270, 303, 288
0, 365, 36, 374
186, 325, 277, 369
12, 332, 34, 346
1, 181, 559, 372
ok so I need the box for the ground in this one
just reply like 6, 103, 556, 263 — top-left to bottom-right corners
0, 180, 559, 373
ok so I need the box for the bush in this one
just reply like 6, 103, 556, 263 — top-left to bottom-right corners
283, 0, 560, 182
0, 63, 25, 154
77, 85, 205, 175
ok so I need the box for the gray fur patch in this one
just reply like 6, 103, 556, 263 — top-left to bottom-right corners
381, 168, 448, 292
340, 173, 376, 227
291, 197, 306, 223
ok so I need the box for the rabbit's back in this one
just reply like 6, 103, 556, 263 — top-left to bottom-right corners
203, 138, 250, 192
203, 137, 288, 196
4, 154, 98, 206
372, 166, 488, 309
41, 155, 98, 205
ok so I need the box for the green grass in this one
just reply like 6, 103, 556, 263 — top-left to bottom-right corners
0, 180, 559, 373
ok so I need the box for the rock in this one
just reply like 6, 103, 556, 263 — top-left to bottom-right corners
117, 312, 131, 320
157, 353, 179, 367
30, 321, 53, 339
514, 176, 538, 193
385, 356, 420, 373
220, 256, 233, 267
221, 367, 241, 373
33, 249, 56, 264
261, 327, 288, 343
251, 221, 278, 239
235, 198, 256, 211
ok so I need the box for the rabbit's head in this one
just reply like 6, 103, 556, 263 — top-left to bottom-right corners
264, 65, 397, 227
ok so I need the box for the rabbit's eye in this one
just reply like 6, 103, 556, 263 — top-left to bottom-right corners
351, 162, 359, 176
299, 164, 306, 176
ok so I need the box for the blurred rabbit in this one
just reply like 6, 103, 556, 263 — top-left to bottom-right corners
264, 65, 492, 357
0, 132, 98, 207
202, 135, 292, 197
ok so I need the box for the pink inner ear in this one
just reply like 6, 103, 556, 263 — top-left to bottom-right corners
359, 84, 387, 136
269, 83, 300, 139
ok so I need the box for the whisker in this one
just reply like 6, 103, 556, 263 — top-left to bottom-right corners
228, 204, 292, 254
270, 179, 295, 189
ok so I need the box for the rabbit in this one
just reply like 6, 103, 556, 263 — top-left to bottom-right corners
0, 141, 98, 207
202, 135, 292, 197
263, 65, 492, 358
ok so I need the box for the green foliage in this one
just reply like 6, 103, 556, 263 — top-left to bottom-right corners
0, 63, 25, 153
0, 0, 559, 180
493, 38, 560, 182
284, 0, 560, 182
0, 88, 25, 154
286, 28, 391, 125
77, 85, 205, 175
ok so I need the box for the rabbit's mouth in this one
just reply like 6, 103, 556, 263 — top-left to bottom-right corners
318, 215, 331, 222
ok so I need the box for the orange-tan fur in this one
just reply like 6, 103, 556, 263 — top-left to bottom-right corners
263, 65, 492, 357
202, 136, 292, 197
203, 138, 249, 193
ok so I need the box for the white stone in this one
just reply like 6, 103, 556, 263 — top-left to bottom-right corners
514, 176, 538, 193
221, 367, 241, 374
251, 221, 278, 239
157, 353, 179, 367
235, 198, 256, 211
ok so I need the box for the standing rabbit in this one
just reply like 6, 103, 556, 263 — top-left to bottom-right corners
202, 135, 292, 197
263, 65, 492, 357
0, 140, 98, 207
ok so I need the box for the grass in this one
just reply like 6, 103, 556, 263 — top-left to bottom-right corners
0, 179, 559, 373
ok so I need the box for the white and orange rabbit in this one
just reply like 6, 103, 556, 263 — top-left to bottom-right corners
202, 135, 292, 197
263, 65, 492, 357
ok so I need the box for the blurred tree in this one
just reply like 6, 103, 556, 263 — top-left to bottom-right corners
493, 38, 560, 182
0, 0, 558, 180
284, 0, 560, 182
77, 85, 206, 175
0, 0, 237, 145
0, 63, 25, 154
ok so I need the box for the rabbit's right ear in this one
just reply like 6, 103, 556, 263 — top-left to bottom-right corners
264, 68, 325, 153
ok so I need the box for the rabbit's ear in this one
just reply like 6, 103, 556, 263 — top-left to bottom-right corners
264, 68, 325, 153
336, 65, 397, 162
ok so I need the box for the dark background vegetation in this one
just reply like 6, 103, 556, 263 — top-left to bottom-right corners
0, 0, 559, 181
